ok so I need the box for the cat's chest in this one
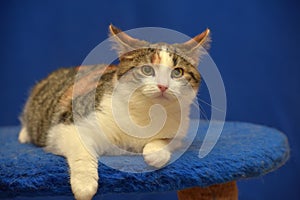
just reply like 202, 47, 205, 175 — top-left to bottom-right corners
96, 96, 186, 154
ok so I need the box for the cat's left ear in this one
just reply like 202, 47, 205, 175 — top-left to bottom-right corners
179, 28, 211, 66
109, 24, 149, 58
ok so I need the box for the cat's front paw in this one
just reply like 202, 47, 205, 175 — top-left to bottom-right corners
143, 149, 171, 168
71, 173, 98, 200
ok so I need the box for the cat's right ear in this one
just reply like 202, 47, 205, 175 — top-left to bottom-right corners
109, 24, 149, 58
177, 28, 211, 66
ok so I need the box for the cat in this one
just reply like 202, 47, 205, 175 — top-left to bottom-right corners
18, 24, 210, 200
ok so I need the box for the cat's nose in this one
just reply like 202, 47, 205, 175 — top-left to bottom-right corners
158, 84, 168, 92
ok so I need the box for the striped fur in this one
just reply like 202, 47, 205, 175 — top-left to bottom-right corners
19, 24, 210, 200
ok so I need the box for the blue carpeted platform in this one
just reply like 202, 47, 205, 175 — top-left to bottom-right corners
0, 121, 289, 198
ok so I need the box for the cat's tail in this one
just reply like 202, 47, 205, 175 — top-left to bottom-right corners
18, 127, 30, 143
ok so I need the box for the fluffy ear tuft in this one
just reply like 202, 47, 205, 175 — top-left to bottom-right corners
184, 28, 211, 51
109, 24, 149, 58
178, 28, 211, 66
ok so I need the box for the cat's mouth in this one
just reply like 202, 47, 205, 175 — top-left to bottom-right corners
155, 94, 169, 100
152, 91, 175, 101
140, 88, 177, 102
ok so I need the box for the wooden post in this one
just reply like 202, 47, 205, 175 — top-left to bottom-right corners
177, 181, 238, 200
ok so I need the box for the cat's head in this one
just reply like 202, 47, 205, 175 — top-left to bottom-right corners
109, 25, 210, 104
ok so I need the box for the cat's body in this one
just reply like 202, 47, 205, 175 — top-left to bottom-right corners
19, 25, 210, 200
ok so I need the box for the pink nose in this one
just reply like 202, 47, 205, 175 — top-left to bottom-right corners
158, 84, 168, 92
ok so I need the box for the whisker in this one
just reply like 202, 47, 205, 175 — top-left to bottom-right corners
197, 97, 225, 113
190, 100, 209, 121
167, 88, 180, 96
198, 103, 209, 121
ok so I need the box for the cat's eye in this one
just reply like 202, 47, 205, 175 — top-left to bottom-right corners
141, 65, 155, 76
171, 68, 184, 78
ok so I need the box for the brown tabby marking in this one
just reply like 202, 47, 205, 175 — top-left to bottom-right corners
59, 65, 117, 108
151, 52, 161, 64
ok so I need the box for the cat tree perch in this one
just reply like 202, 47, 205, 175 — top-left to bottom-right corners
0, 121, 289, 199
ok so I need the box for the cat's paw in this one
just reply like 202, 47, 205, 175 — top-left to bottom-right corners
71, 173, 98, 200
143, 149, 171, 168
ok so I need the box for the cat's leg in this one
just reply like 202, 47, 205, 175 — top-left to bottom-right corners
143, 139, 172, 168
46, 124, 98, 200
18, 127, 30, 143
68, 149, 98, 200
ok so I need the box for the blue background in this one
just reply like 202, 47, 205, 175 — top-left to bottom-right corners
1, 0, 299, 199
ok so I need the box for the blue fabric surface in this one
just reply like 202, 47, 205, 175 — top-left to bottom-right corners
1, 1, 299, 199
0, 121, 289, 198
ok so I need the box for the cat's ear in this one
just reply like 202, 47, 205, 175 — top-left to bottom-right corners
109, 24, 149, 58
179, 28, 211, 66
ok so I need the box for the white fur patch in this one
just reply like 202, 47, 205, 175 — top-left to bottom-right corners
159, 47, 174, 67
18, 127, 30, 143
46, 123, 99, 200
43, 82, 193, 199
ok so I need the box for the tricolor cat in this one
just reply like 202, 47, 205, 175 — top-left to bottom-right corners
18, 25, 210, 200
